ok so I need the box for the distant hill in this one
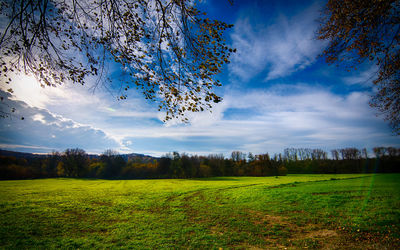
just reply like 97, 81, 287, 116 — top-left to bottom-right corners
0, 149, 47, 159
0, 149, 157, 162
121, 153, 157, 163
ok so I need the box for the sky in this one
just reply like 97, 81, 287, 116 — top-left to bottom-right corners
0, 0, 399, 157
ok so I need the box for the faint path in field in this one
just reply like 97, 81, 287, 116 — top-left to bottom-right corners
172, 175, 395, 250
165, 175, 373, 202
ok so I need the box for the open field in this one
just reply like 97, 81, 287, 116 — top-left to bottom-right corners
0, 174, 399, 249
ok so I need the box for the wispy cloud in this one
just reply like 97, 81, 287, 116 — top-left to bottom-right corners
342, 64, 378, 87
229, 2, 325, 81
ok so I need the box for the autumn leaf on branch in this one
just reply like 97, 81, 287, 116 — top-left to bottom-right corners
317, 0, 400, 134
0, 0, 234, 121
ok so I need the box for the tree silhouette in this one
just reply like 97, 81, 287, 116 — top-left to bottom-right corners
100, 149, 125, 178
0, 0, 234, 121
61, 148, 88, 177
317, 0, 400, 133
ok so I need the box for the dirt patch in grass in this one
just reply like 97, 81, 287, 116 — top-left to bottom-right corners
251, 211, 286, 226
244, 210, 399, 249
307, 229, 338, 238
263, 215, 286, 225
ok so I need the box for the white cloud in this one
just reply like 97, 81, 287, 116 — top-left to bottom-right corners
0, 90, 121, 153
93, 83, 398, 156
229, 2, 326, 81
32, 114, 46, 124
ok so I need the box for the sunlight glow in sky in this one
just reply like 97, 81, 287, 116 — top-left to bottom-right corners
0, 0, 399, 157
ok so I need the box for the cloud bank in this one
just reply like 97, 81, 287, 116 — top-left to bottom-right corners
0, 91, 120, 153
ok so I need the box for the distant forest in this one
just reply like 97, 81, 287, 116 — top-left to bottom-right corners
1, 147, 399, 180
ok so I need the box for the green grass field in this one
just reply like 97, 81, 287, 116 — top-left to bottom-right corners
0, 174, 399, 249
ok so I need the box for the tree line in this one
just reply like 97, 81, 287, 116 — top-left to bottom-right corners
1, 147, 399, 180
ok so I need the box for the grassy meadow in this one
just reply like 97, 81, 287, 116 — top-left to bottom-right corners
0, 174, 399, 249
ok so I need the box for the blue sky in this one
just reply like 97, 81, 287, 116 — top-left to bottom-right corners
0, 0, 399, 157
